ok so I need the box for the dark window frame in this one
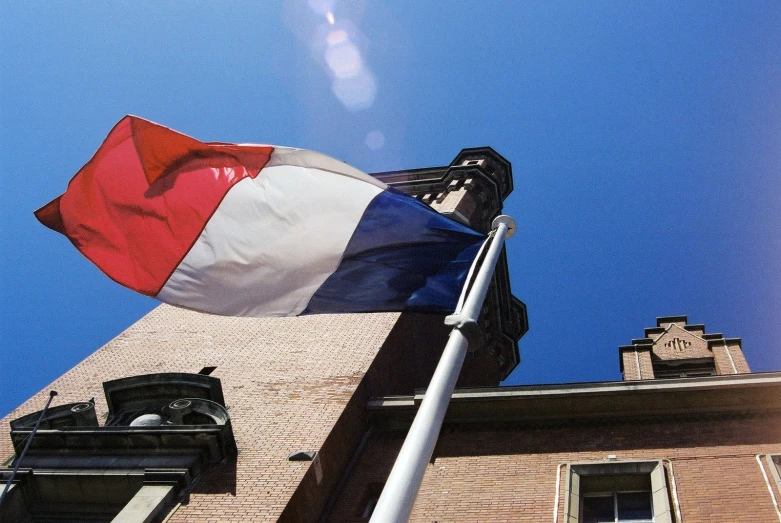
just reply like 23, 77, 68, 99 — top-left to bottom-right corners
581, 490, 654, 522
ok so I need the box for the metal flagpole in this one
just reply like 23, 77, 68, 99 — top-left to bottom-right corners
369, 215, 516, 523
0, 390, 57, 506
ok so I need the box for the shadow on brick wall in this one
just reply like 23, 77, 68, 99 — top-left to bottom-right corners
190, 459, 237, 496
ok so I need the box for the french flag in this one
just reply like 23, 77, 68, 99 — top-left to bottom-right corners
35, 116, 485, 317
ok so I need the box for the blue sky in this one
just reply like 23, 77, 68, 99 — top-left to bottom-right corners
2, 2, 780, 416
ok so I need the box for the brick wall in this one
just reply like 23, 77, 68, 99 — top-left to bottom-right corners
0, 305, 507, 521
0, 305, 405, 521
621, 347, 655, 380
713, 340, 751, 375
637, 348, 654, 380
327, 414, 781, 522
430, 184, 478, 227
728, 342, 751, 374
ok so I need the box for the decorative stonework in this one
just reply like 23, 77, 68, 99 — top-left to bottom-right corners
10, 401, 99, 430
652, 324, 712, 361
620, 316, 750, 380
103, 372, 230, 429
372, 147, 527, 380
664, 337, 691, 352
1, 373, 237, 521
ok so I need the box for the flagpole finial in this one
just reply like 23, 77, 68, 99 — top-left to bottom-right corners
492, 215, 516, 238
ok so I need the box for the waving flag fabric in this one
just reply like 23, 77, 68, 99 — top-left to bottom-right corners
35, 116, 485, 317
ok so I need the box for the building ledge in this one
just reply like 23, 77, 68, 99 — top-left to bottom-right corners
368, 372, 781, 429
9, 424, 236, 466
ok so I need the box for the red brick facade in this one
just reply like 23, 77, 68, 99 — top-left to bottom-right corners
0, 308, 403, 521
327, 414, 781, 522
0, 305, 518, 522
323, 316, 781, 522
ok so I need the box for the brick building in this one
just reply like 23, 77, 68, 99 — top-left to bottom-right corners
2, 149, 780, 522
330, 316, 781, 523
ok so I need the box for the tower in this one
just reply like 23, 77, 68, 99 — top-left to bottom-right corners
0, 148, 527, 522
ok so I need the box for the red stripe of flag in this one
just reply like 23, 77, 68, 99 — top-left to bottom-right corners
35, 116, 273, 296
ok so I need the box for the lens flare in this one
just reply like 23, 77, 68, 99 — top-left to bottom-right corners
365, 130, 385, 150
287, 0, 378, 112
325, 40, 363, 79
332, 69, 377, 112
326, 29, 349, 46
307, 0, 335, 16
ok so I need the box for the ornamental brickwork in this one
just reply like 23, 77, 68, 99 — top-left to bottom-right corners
620, 315, 751, 380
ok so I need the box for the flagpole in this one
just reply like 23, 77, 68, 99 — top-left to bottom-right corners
369, 215, 516, 523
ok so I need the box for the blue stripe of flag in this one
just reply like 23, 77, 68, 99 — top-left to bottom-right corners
302, 188, 485, 315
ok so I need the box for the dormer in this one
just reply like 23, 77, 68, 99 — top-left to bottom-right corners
620, 316, 750, 380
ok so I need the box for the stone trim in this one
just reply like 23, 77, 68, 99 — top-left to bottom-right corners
103, 372, 226, 414
657, 315, 688, 325
112, 484, 174, 523
0, 468, 189, 523
563, 460, 672, 523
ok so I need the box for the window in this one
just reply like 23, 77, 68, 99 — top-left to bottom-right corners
767, 455, 781, 497
582, 491, 653, 522
652, 361, 715, 379
565, 461, 672, 523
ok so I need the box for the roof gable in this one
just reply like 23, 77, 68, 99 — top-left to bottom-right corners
652, 324, 712, 361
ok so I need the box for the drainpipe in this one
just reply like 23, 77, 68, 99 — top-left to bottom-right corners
662, 459, 683, 522
756, 455, 781, 522
552, 463, 565, 523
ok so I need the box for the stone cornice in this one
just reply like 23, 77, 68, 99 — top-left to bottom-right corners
8, 425, 235, 465
367, 372, 781, 429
